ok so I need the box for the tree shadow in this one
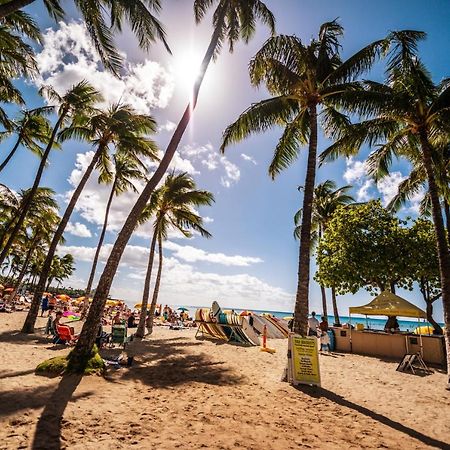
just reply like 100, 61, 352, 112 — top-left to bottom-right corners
113, 337, 245, 388
0, 329, 50, 345
0, 368, 35, 379
32, 374, 88, 450
296, 385, 449, 449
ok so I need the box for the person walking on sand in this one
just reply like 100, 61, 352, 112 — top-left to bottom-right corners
307, 311, 320, 337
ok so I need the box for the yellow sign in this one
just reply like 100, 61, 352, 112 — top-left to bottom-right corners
288, 334, 321, 386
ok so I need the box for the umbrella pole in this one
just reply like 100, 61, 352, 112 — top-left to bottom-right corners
349, 313, 353, 353
365, 314, 369, 330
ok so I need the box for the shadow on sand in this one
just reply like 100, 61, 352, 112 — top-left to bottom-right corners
297, 385, 450, 449
0, 329, 50, 345
32, 374, 87, 450
107, 337, 245, 388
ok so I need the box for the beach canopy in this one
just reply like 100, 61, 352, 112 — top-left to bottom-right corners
177, 307, 188, 311
349, 291, 426, 319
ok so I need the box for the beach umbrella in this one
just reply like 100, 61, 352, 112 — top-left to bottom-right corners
283, 316, 293, 321
4, 287, 14, 293
177, 307, 188, 312
240, 310, 251, 316
57, 294, 71, 301
134, 303, 142, 309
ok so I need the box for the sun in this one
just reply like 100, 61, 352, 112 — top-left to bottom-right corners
172, 48, 204, 97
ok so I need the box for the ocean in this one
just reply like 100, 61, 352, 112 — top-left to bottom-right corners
167, 305, 443, 333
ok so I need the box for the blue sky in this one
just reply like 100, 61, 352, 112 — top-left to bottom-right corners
2, 0, 449, 320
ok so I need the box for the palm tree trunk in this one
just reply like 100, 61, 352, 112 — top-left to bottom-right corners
331, 286, 340, 326
146, 234, 163, 336
0, 136, 21, 172
318, 228, 328, 318
444, 200, 450, 245
293, 105, 318, 335
8, 236, 37, 301
46, 278, 52, 291
22, 145, 103, 333
135, 227, 158, 338
84, 179, 116, 298
0, 0, 35, 17
419, 130, 450, 389
0, 115, 64, 267
68, 8, 228, 370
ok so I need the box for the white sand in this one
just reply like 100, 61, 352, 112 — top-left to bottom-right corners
0, 312, 449, 449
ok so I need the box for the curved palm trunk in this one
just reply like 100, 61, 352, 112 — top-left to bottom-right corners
0, 136, 21, 173
146, 234, 163, 336
0, 115, 64, 267
0, 0, 35, 17
426, 301, 443, 335
293, 105, 318, 336
84, 179, 116, 298
135, 227, 158, 338
331, 286, 340, 326
8, 235, 38, 302
22, 146, 103, 333
419, 131, 450, 389
68, 9, 227, 370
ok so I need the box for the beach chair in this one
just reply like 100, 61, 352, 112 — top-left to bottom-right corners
110, 325, 129, 347
396, 353, 433, 375
56, 325, 78, 345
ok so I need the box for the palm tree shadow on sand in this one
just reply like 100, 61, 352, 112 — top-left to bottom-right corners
32, 374, 86, 450
296, 385, 449, 449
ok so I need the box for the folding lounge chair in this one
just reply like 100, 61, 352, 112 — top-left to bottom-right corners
56, 325, 78, 345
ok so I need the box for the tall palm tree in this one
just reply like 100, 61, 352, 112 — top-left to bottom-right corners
84, 153, 146, 301
69, 0, 275, 370
220, 22, 396, 335
294, 181, 354, 324
320, 36, 450, 389
135, 172, 214, 337
22, 103, 158, 333
0, 0, 169, 74
0, 108, 54, 172
0, 81, 101, 268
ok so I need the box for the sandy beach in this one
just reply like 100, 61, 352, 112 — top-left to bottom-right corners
0, 311, 449, 450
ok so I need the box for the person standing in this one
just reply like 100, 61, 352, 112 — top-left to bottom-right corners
41, 295, 49, 317
307, 311, 320, 337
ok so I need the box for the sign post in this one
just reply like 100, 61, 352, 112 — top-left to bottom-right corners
287, 334, 321, 386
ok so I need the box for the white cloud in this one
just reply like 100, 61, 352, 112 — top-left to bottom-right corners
357, 179, 374, 202
65, 222, 92, 238
164, 241, 262, 266
241, 153, 257, 165
376, 171, 406, 206
203, 216, 214, 223
35, 21, 174, 114
343, 157, 368, 184
158, 120, 176, 132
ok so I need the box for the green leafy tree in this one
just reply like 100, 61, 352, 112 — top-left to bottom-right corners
315, 201, 411, 295
320, 32, 450, 388
70, 0, 275, 370
23, 103, 158, 333
220, 21, 397, 334
136, 171, 213, 337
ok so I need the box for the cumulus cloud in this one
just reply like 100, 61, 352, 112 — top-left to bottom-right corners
376, 171, 406, 206
35, 21, 174, 114
65, 222, 92, 238
241, 153, 257, 165
164, 241, 263, 266
343, 157, 368, 184
158, 120, 176, 132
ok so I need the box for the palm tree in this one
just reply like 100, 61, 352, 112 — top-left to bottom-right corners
84, 153, 146, 301
135, 172, 214, 337
0, 108, 54, 172
22, 103, 158, 333
0, 81, 101, 268
0, 0, 169, 74
220, 22, 396, 335
69, 0, 275, 370
0, 10, 42, 127
320, 35, 450, 389
294, 181, 354, 324
47, 254, 74, 290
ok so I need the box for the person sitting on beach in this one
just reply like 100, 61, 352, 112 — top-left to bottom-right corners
307, 311, 320, 337
384, 316, 400, 333
112, 312, 122, 325
53, 311, 63, 328
127, 313, 137, 328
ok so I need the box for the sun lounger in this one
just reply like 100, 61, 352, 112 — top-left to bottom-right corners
56, 325, 78, 345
